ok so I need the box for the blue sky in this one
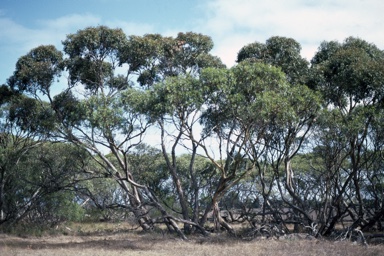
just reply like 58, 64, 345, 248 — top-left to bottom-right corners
1, 0, 384, 86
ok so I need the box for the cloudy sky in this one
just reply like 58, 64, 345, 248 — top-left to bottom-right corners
1, 0, 383, 85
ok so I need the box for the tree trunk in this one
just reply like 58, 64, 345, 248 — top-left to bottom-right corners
128, 188, 153, 231
160, 121, 191, 234
212, 201, 235, 235
0, 168, 4, 223
116, 172, 153, 231
144, 187, 189, 239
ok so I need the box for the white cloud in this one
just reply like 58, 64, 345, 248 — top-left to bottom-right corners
0, 13, 103, 57
0, 17, 38, 78
38, 13, 101, 31
0, 17, 34, 46
197, 0, 384, 66
0, 13, 157, 56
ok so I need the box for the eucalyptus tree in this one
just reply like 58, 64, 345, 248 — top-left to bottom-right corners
360, 109, 384, 231
6, 26, 222, 237
236, 37, 322, 230
60, 26, 188, 232
0, 131, 89, 225
133, 32, 224, 234
2, 73, 91, 226
309, 37, 384, 235
0, 84, 49, 224
263, 83, 321, 231
13, 142, 89, 224
197, 61, 309, 233
7, 26, 162, 233
145, 75, 207, 234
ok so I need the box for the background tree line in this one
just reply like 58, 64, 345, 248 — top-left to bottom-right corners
1, 26, 384, 239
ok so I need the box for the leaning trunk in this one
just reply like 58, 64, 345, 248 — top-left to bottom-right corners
129, 191, 153, 231
117, 173, 153, 231
212, 201, 235, 235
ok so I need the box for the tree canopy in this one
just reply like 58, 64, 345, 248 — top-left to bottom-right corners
2, 26, 384, 241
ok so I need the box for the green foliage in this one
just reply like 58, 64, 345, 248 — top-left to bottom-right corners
83, 94, 124, 130
120, 32, 224, 87
0, 139, 90, 225
310, 37, 384, 106
146, 75, 204, 119
200, 61, 291, 135
52, 91, 85, 127
0, 85, 15, 105
128, 144, 167, 191
175, 154, 219, 206
63, 26, 128, 91
63, 26, 126, 59
35, 191, 85, 223
79, 176, 123, 212
8, 96, 56, 134
237, 36, 309, 85
8, 45, 63, 95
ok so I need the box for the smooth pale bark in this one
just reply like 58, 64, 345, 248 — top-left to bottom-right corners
159, 120, 192, 234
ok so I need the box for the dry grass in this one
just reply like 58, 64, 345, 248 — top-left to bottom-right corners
1, 232, 384, 256
1, 222, 383, 256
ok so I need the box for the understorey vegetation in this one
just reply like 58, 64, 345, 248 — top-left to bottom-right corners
1, 26, 384, 244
